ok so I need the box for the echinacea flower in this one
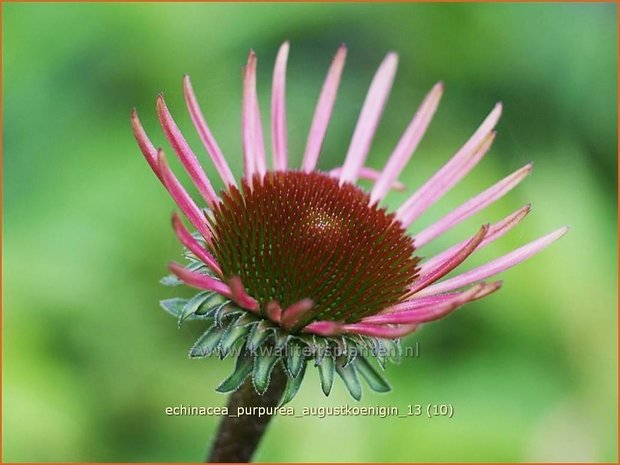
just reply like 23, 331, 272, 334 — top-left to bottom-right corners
132, 42, 567, 403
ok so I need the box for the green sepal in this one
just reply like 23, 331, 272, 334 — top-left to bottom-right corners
343, 336, 360, 367
216, 350, 253, 393
160, 298, 188, 318
275, 332, 290, 352
279, 361, 306, 406
314, 337, 329, 366
286, 339, 306, 378
160, 274, 183, 286
252, 353, 279, 395
355, 356, 391, 393
213, 302, 241, 325
235, 313, 260, 327
336, 359, 362, 401
178, 292, 215, 326
196, 293, 228, 316
219, 321, 251, 359
247, 320, 273, 352
382, 338, 402, 364
317, 355, 335, 396
189, 325, 227, 358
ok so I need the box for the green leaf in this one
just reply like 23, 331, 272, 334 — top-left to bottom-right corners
286, 339, 306, 378
279, 361, 306, 406
160, 298, 188, 318
355, 356, 391, 393
252, 354, 280, 395
219, 321, 251, 359
216, 351, 254, 393
336, 359, 362, 401
189, 325, 227, 358
317, 355, 335, 396
247, 320, 273, 352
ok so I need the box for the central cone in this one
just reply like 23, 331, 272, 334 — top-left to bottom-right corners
210, 171, 419, 325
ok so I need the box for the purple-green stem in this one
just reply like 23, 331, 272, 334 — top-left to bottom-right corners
207, 366, 287, 462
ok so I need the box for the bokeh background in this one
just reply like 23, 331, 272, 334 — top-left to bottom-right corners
3, 2, 617, 462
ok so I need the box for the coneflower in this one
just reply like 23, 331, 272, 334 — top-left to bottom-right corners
132, 42, 566, 462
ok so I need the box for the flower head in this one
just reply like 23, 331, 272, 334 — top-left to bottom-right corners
132, 42, 567, 402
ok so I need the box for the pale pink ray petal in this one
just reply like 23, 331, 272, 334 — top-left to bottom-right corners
416, 227, 569, 297
409, 224, 489, 294
156, 95, 218, 209
415, 164, 532, 248
363, 284, 482, 324
169, 262, 231, 296
397, 103, 503, 227
242, 51, 258, 182
339, 53, 399, 185
271, 41, 289, 171
171, 213, 222, 276
302, 45, 347, 172
363, 282, 503, 325
183, 75, 237, 188
228, 276, 259, 312
265, 301, 283, 323
370, 82, 444, 204
131, 108, 163, 182
157, 150, 214, 244
329, 166, 405, 191
379, 281, 501, 314
340, 322, 419, 338
419, 205, 531, 275
254, 99, 267, 177
302, 320, 343, 336
281, 298, 315, 331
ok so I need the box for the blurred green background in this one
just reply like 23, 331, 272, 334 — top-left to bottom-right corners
3, 2, 617, 462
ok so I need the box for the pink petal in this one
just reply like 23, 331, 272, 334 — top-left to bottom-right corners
416, 227, 569, 297
415, 164, 532, 248
339, 53, 398, 185
171, 213, 222, 276
183, 75, 237, 188
271, 41, 289, 172
265, 301, 283, 323
302, 44, 347, 173
363, 282, 501, 324
329, 166, 405, 191
397, 103, 502, 227
228, 276, 259, 312
156, 95, 218, 209
409, 224, 489, 294
370, 82, 444, 204
281, 298, 315, 331
340, 322, 419, 338
302, 320, 343, 336
157, 150, 214, 243
169, 262, 231, 296
254, 97, 267, 177
419, 204, 531, 275
242, 51, 259, 182
131, 108, 162, 182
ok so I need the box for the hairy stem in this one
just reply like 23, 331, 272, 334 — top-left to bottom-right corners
207, 365, 287, 462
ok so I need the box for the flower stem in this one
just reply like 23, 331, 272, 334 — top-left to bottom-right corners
207, 365, 287, 463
